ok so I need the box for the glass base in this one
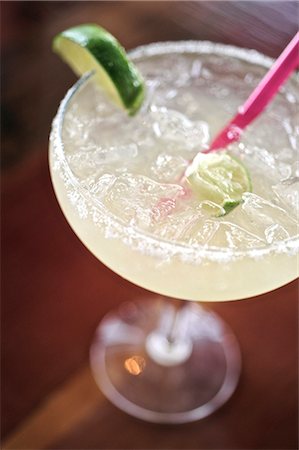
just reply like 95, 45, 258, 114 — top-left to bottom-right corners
90, 299, 241, 424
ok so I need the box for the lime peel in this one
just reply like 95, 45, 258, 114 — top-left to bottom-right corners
186, 151, 252, 216
53, 24, 145, 115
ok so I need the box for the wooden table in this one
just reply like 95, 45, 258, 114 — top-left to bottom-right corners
2, 2, 298, 449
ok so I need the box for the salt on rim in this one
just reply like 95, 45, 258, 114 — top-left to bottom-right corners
50, 40, 299, 264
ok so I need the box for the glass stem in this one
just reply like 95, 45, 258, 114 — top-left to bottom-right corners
146, 298, 193, 366
165, 299, 187, 345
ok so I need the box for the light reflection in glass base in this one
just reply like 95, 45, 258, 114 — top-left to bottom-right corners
90, 298, 241, 424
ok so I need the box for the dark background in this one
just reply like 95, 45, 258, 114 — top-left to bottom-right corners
1, 2, 298, 449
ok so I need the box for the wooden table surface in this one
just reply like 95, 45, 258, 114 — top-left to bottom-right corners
1, 2, 298, 449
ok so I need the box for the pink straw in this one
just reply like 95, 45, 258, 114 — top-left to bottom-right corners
205, 31, 299, 153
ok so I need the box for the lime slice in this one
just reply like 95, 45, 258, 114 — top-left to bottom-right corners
186, 151, 252, 216
53, 24, 145, 115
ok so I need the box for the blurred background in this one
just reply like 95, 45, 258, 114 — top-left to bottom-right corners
1, 2, 298, 449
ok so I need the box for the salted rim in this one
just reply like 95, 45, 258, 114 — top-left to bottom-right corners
50, 40, 299, 263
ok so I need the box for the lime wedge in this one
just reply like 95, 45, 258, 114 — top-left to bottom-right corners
186, 151, 252, 216
53, 24, 145, 115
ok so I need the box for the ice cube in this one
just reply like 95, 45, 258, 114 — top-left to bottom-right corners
210, 221, 265, 250
105, 174, 184, 229
150, 153, 188, 182
273, 179, 299, 214
149, 106, 209, 151
265, 224, 290, 244
233, 193, 298, 244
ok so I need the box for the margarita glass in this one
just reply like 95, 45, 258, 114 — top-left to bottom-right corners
49, 41, 298, 423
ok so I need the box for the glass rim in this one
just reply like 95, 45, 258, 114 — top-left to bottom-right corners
50, 40, 299, 263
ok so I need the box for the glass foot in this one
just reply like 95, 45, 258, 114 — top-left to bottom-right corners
90, 299, 241, 424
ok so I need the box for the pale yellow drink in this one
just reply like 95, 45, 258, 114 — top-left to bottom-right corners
49, 42, 298, 301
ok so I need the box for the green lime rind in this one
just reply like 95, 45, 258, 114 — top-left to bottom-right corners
53, 24, 145, 115
186, 151, 252, 217
222, 200, 241, 215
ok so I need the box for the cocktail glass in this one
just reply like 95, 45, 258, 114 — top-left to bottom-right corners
49, 41, 298, 423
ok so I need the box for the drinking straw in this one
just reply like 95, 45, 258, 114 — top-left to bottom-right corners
205, 31, 299, 153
